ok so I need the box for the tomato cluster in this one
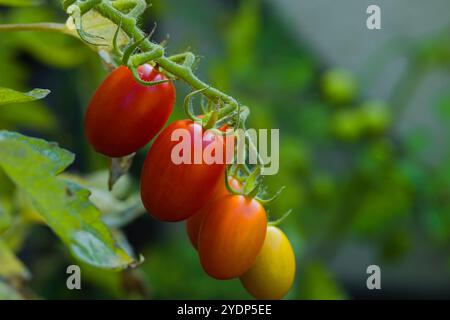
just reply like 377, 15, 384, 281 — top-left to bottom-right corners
187, 178, 296, 298
84, 65, 296, 299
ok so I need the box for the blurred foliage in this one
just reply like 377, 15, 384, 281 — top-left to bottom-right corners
0, 0, 449, 300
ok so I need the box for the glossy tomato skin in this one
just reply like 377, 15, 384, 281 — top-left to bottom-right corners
186, 174, 241, 250
84, 64, 175, 157
140, 119, 227, 222
198, 195, 267, 279
240, 226, 296, 300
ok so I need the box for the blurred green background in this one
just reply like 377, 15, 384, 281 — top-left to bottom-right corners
1, 0, 450, 299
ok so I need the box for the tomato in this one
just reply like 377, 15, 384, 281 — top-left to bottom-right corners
358, 101, 391, 134
240, 226, 296, 300
84, 64, 175, 157
321, 68, 356, 104
186, 173, 241, 250
198, 195, 267, 279
331, 109, 363, 141
140, 119, 230, 222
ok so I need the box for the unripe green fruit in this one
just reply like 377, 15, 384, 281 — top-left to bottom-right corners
358, 101, 391, 134
321, 69, 357, 104
331, 109, 363, 141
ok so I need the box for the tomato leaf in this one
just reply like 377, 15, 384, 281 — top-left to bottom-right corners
65, 9, 129, 60
0, 131, 137, 270
7, 8, 87, 68
0, 239, 30, 279
61, 171, 145, 229
0, 199, 12, 234
0, 87, 50, 106
0, 101, 57, 133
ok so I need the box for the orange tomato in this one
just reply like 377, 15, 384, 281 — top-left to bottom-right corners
197, 195, 267, 279
186, 173, 241, 249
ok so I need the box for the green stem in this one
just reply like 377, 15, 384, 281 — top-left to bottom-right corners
92, 0, 238, 106
0, 23, 70, 34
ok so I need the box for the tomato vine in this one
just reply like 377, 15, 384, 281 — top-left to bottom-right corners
0, 0, 295, 300
65, 0, 240, 107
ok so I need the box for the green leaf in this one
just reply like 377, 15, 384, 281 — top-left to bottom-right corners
6, 8, 87, 68
0, 198, 12, 234
0, 87, 50, 106
0, 0, 40, 7
62, 171, 145, 229
0, 239, 30, 279
65, 9, 130, 61
0, 131, 136, 270
0, 101, 57, 132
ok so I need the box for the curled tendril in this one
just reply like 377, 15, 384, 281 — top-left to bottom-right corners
129, 65, 170, 86
224, 165, 241, 195
200, 95, 209, 113
183, 87, 210, 123
67, 4, 107, 46
256, 186, 286, 206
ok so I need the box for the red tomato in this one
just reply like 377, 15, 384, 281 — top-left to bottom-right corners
198, 195, 267, 279
140, 119, 230, 222
84, 64, 175, 157
186, 173, 241, 250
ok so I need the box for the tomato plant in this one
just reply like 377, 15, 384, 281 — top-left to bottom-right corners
240, 226, 296, 300
0, 0, 295, 300
84, 64, 175, 157
197, 194, 267, 279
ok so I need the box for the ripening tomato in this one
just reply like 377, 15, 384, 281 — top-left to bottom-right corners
240, 226, 296, 300
141, 119, 232, 222
198, 195, 267, 279
84, 64, 175, 157
186, 173, 241, 250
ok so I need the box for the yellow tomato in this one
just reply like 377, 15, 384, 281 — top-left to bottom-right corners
240, 226, 296, 300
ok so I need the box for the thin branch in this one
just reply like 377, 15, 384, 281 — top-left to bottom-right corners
0, 22, 69, 34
